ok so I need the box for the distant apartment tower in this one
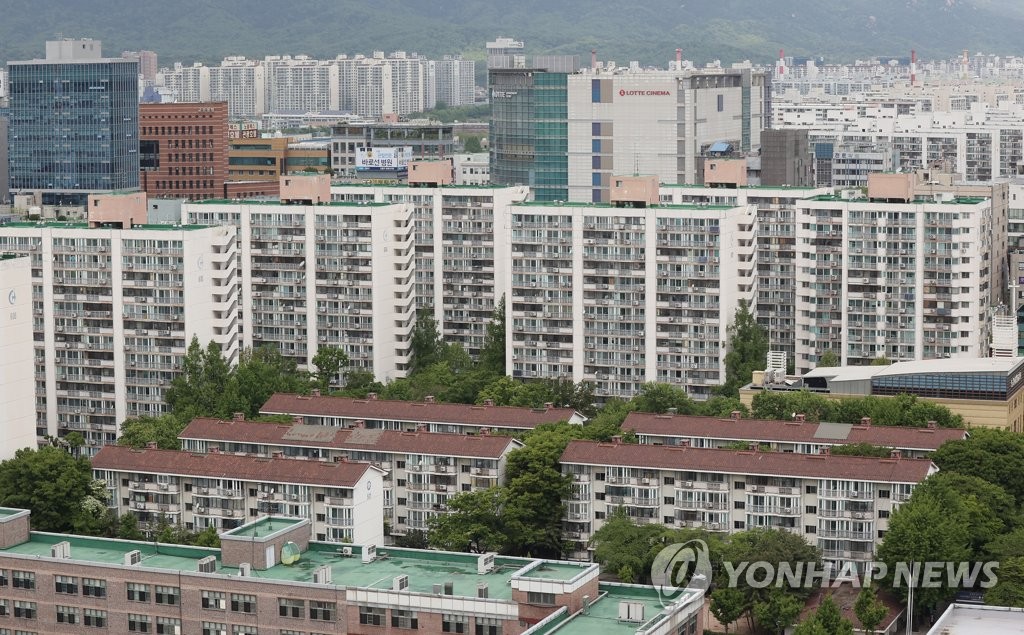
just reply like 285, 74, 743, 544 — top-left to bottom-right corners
0, 203, 239, 451
434, 55, 476, 107
0, 115, 9, 204
122, 49, 158, 81
0, 255, 37, 456
139, 102, 229, 200
6, 39, 139, 205
209, 57, 266, 119
0, 68, 7, 98
157, 62, 211, 103
263, 55, 340, 113
334, 52, 435, 118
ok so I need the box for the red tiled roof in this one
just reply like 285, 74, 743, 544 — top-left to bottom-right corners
623, 412, 966, 451
260, 393, 579, 429
179, 417, 521, 459
559, 440, 936, 483
92, 445, 375, 487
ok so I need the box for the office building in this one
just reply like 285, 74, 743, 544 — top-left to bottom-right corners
183, 183, 414, 379
178, 414, 522, 537
928, 604, 1024, 634
452, 152, 490, 185
330, 182, 530, 357
93, 444, 385, 544
0, 68, 7, 98
0, 204, 238, 450
742, 357, 1024, 431
0, 114, 9, 204
567, 63, 768, 202
122, 49, 158, 81
0, 255, 37, 456
624, 411, 966, 458
6, 39, 139, 205
828, 143, 896, 188
228, 136, 330, 182
139, 102, 230, 200
0, 506, 704, 635
259, 392, 584, 434
560, 437, 935, 569
209, 57, 266, 119
330, 122, 455, 176
487, 36, 526, 71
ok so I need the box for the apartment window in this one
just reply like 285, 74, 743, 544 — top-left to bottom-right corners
279, 598, 305, 618
806, 506, 817, 514
202, 590, 226, 610
878, 490, 891, 498
11, 571, 34, 589
127, 583, 150, 602
84, 609, 107, 628
82, 578, 106, 597
156, 618, 180, 635
805, 525, 817, 534
663, 476, 675, 485
54, 575, 78, 594
128, 614, 151, 633
230, 593, 256, 613
475, 617, 502, 635
527, 592, 555, 606
717, 94, 725, 112
359, 606, 385, 626
0, 600, 6, 616
280, 632, 306, 635
443, 614, 469, 633
805, 485, 818, 494
310, 600, 336, 621
155, 585, 180, 605
879, 510, 891, 519
13, 601, 35, 619
0, 569, 7, 587
392, 610, 419, 629
56, 605, 79, 624
202, 623, 227, 635
734, 481, 745, 490
734, 501, 745, 510
232, 627, 258, 635
733, 521, 746, 530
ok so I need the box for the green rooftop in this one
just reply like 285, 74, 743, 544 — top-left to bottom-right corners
223, 516, 304, 540
0, 221, 210, 231
544, 585, 697, 635
0, 254, 29, 262
191, 198, 393, 207
7, 533, 221, 572
662, 183, 824, 191
0, 508, 27, 518
809, 194, 988, 205
512, 201, 733, 211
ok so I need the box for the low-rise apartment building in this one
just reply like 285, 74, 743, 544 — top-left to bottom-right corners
93, 445, 385, 545
178, 415, 522, 536
624, 411, 966, 458
0, 507, 704, 635
560, 439, 936, 572
260, 392, 584, 434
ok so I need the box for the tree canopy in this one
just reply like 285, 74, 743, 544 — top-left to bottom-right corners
0, 447, 108, 534
720, 300, 769, 397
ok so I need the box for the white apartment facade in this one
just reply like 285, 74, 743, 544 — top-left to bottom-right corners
178, 414, 521, 537
434, 55, 476, 107
92, 444, 385, 545
330, 184, 530, 358
0, 222, 238, 451
567, 65, 767, 202
452, 153, 491, 186
560, 439, 936, 572
182, 198, 416, 380
0, 255, 37, 456
157, 62, 211, 103
506, 199, 756, 399
263, 55, 340, 113
208, 57, 266, 119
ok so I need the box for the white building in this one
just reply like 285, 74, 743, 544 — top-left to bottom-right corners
209, 57, 266, 119
434, 55, 476, 107
0, 220, 238, 452
560, 438, 937, 570
156, 62, 210, 103
263, 55, 340, 113
92, 443, 385, 545
336, 52, 435, 118
0, 255, 37, 456
451, 153, 490, 185
183, 195, 416, 380
567, 64, 768, 202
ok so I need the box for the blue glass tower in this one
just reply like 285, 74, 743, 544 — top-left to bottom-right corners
7, 39, 139, 205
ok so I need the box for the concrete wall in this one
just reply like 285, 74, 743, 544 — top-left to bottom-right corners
0, 257, 36, 456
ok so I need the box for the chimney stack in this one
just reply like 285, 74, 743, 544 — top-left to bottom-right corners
544, 402, 554, 410
367, 392, 378, 400
890, 449, 902, 460
484, 399, 495, 407
820, 446, 831, 456
311, 388, 320, 397
145, 441, 158, 450
926, 420, 937, 429
778, 49, 785, 76
271, 451, 284, 459
232, 412, 245, 421
425, 395, 435, 404
731, 410, 741, 421
354, 419, 366, 429
611, 435, 622, 445
794, 413, 806, 423
911, 49, 917, 85
292, 415, 303, 425
860, 416, 872, 427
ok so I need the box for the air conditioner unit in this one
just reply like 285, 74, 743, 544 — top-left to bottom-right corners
854, 512, 865, 519
850, 491, 860, 498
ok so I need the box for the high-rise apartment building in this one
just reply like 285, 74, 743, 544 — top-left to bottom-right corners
139, 102, 230, 200
7, 39, 139, 205
263, 55, 340, 113
0, 255, 37, 457
157, 62, 211, 103
434, 55, 476, 107
0, 202, 238, 451
121, 49, 158, 81
209, 57, 266, 119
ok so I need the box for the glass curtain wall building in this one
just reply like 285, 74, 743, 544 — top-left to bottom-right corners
7, 40, 139, 205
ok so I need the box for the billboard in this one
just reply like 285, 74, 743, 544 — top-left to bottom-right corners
228, 122, 259, 140
356, 147, 412, 172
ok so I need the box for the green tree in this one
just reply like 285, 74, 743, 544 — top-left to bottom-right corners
117, 513, 146, 541
193, 526, 221, 548
985, 556, 1024, 607
719, 528, 820, 622
753, 590, 803, 635
814, 594, 853, 635
463, 134, 484, 153
118, 414, 186, 450
750, 390, 835, 422
932, 428, 1024, 505
394, 529, 430, 549
710, 587, 748, 634
0, 447, 105, 533
631, 382, 697, 414
410, 309, 444, 374
427, 488, 509, 553
829, 443, 893, 458
720, 300, 769, 397
870, 356, 892, 366
696, 396, 750, 418
792, 619, 829, 635
503, 424, 575, 557
818, 350, 840, 367
311, 346, 349, 391
224, 345, 310, 417
854, 586, 889, 634
166, 337, 233, 420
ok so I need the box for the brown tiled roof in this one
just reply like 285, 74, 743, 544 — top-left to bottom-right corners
623, 412, 966, 451
559, 440, 935, 483
92, 445, 375, 487
260, 393, 579, 429
179, 418, 521, 459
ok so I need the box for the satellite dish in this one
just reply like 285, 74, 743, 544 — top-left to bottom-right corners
281, 541, 301, 566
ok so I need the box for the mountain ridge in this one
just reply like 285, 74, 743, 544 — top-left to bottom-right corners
2, 0, 1024, 67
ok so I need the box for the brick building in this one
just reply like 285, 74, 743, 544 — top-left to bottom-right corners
139, 102, 229, 200
0, 507, 704, 635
